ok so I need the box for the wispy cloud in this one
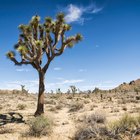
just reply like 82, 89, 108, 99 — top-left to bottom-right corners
64, 3, 103, 24
79, 69, 87, 72
46, 79, 84, 87
16, 68, 31, 72
65, 4, 83, 24
61, 79, 84, 84
54, 67, 62, 71
91, 7, 103, 14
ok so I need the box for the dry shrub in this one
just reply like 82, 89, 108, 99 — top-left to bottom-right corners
44, 99, 56, 105
69, 102, 84, 112
17, 104, 26, 110
0, 106, 3, 110
137, 114, 140, 123
27, 115, 52, 137
0, 126, 13, 134
74, 124, 108, 140
136, 96, 140, 100
55, 104, 63, 110
67, 95, 73, 99
49, 107, 57, 112
86, 112, 106, 124
73, 113, 107, 140
83, 99, 90, 104
122, 106, 127, 111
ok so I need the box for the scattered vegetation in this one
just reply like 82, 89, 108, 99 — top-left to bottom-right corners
73, 113, 140, 140
27, 115, 53, 137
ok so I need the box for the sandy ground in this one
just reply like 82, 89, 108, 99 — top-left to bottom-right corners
0, 91, 140, 140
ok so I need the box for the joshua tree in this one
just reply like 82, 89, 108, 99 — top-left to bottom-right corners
70, 85, 77, 96
56, 88, 62, 95
6, 13, 82, 116
21, 85, 28, 94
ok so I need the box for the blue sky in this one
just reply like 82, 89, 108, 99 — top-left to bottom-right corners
0, 0, 140, 93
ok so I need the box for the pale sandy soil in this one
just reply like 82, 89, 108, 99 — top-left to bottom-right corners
0, 91, 140, 140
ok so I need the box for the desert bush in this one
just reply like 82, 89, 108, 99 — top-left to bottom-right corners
122, 106, 127, 111
17, 104, 26, 110
0, 106, 3, 110
55, 104, 63, 110
82, 94, 90, 98
73, 124, 108, 140
108, 114, 138, 135
83, 99, 90, 104
49, 107, 57, 112
27, 115, 52, 137
86, 112, 106, 124
0, 127, 13, 134
67, 95, 73, 99
73, 113, 108, 140
136, 114, 140, 124
136, 96, 140, 100
44, 99, 56, 105
111, 108, 119, 113
69, 102, 84, 112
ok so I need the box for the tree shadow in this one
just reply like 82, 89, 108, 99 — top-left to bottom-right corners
0, 112, 25, 126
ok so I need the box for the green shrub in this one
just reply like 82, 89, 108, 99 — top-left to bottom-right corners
28, 115, 52, 137
108, 114, 138, 135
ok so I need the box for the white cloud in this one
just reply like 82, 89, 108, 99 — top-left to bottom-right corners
16, 68, 31, 72
54, 67, 62, 71
64, 3, 103, 24
65, 4, 83, 23
79, 69, 87, 72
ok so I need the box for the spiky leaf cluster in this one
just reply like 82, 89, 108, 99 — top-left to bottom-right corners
7, 13, 82, 73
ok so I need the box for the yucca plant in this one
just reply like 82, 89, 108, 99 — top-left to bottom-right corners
7, 13, 82, 116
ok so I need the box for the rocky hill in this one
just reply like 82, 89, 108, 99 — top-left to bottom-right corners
113, 79, 140, 92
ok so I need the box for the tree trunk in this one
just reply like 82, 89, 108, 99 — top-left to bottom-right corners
34, 71, 45, 116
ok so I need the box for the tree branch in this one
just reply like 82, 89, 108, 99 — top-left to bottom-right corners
10, 57, 31, 66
